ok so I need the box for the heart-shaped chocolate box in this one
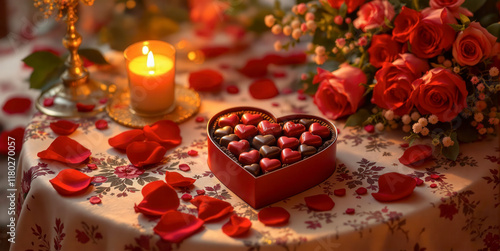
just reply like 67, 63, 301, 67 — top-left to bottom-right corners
207, 107, 338, 208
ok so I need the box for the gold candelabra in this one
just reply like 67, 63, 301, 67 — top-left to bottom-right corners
34, 0, 115, 117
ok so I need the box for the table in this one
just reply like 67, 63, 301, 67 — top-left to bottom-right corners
10, 45, 500, 251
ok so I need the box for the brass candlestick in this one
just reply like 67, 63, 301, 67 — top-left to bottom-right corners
34, 0, 115, 117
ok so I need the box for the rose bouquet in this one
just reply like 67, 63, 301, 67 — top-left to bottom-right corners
266, 0, 500, 160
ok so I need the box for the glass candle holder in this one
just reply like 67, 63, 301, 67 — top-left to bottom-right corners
124, 40, 176, 117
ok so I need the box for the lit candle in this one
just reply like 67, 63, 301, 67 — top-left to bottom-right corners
124, 41, 176, 116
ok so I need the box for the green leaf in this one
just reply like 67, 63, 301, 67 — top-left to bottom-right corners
339, 3, 347, 18
442, 132, 459, 161
459, 13, 470, 26
448, 23, 465, 32
345, 109, 370, 128
23, 51, 63, 69
461, 0, 486, 13
78, 48, 109, 65
23, 51, 65, 89
487, 23, 500, 42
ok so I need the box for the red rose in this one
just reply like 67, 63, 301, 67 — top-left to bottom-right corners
392, 6, 421, 43
452, 22, 497, 66
429, 0, 472, 18
368, 34, 401, 68
411, 68, 468, 122
327, 0, 366, 13
372, 53, 429, 116
313, 64, 367, 120
353, 0, 395, 32
409, 8, 456, 59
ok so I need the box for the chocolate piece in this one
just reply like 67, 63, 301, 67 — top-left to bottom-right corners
259, 145, 281, 159
299, 144, 317, 157
234, 124, 258, 140
309, 122, 330, 139
300, 132, 323, 147
241, 113, 263, 125
281, 148, 302, 164
260, 158, 281, 173
252, 135, 276, 150
244, 163, 262, 176
228, 140, 250, 157
220, 134, 239, 147
299, 119, 314, 129
257, 120, 281, 137
277, 136, 299, 150
214, 126, 233, 137
218, 114, 239, 128
283, 121, 306, 138
239, 150, 260, 165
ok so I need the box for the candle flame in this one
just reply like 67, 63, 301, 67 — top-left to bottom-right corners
142, 45, 149, 55
147, 51, 155, 74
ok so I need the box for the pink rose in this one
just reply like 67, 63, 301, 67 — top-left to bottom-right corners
411, 68, 468, 122
429, 0, 472, 18
372, 53, 429, 116
368, 34, 402, 68
452, 22, 497, 66
353, 0, 395, 32
313, 64, 367, 120
327, 0, 366, 13
409, 8, 457, 58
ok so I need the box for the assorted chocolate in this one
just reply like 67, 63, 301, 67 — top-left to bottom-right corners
213, 112, 333, 177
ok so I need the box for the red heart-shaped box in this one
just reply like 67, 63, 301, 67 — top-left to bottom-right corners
207, 107, 338, 208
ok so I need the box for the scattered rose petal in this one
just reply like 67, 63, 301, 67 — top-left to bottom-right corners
108, 129, 145, 151
189, 69, 224, 92
191, 195, 233, 222
371, 172, 417, 202
238, 58, 268, 78
99, 98, 108, 104
304, 194, 335, 211
179, 164, 191, 172
196, 189, 205, 195
126, 141, 166, 167
38, 136, 91, 164
364, 124, 375, 133
298, 94, 306, 100
222, 215, 252, 237
249, 79, 279, 100
153, 210, 204, 243
281, 87, 293, 94
76, 103, 95, 112
258, 207, 290, 226
200, 46, 230, 58
415, 178, 424, 186
135, 181, 179, 217
398, 145, 433, 167
0, 127, 25, 155
195, 116, 204, 123
95, 119, 108, 130
226, 85, 239, 94
87, 164, 97, 170
50, 120, 79, 135
165, 172, 196, 188
430, 174, 440, 180
219, 63, 231, 69
90, 196, 101, 204
188, 150, 198, 156
430, 183, 437, 188
143, 120, 182, 149
43, 97, 55, 107
272, 71, 286, 78
355, 187, 367, 195
2, 96, 32, 114
49, 169, 92, 196
271, 102, 279, 107
181, 194, 193, 201
345, 208, 355, 214
400, 143, 409, 148
334, 188, 346, 197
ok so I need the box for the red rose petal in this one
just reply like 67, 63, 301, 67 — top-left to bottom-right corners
189, 69, 224, 92
49, 169, 92, 196
297, 94, 306, 100
2, 96, 32, 114
108, 129, 145, 151
165, 172, 196, 188
50, 120, 79, 135
196, 189, 205, 195
153, 210, 204, 243
334, 188, 346, 196
200, 46, 231, 58
95, 119, 108, 130
126, 141, 166, 167
430, 183, 437, 188
249, 79, 279, 100
222, 215, 252, 237
271, 102, 279, 107
400, 143, 409, 148
143, 120, 182, 149
179, 164, 191, 172
415, 178, 424, 186
430, 174, 440, 180
345, 208, 355, 214
364, 124, 375, 133
226, 85, 239, 94
89, 196, 101, 204
238, 58, 268, 78
188, 150, 198, 156
258, 207, 290, 226
272, 71, 286, 78
195, 116, 204, 123
399, 145, 433, 167
87, 164, 97, 170
99, 98, 108, 104
281, 87, 293, 94
76, 103, 95, 112
356, 187, 367, 195
371, 172, 417, 202
181, 194, 193, 201
38, 136, 91, 164
43, 97, 55, 107
191, 195, 233, 222
0, 127, 25, 155
135, 181, 180, 217
304, 194, 335, 211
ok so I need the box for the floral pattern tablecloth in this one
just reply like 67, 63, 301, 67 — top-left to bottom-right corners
10, 48, 500, 251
